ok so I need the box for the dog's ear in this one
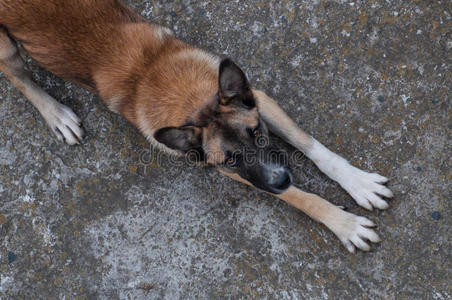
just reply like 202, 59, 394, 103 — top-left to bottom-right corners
218, 58, 254, 107
154, 126, 203, 152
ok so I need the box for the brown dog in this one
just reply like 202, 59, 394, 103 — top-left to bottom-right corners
0, 0, 393, 253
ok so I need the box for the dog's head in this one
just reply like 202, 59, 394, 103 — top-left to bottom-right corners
155, 58, 293, 194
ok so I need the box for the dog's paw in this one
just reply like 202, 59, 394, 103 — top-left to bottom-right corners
307, 140, 393, 210
44, 103, 84, 145
331, 211, 381, 253
317, 157, 393, 210
339, 166, 393, 211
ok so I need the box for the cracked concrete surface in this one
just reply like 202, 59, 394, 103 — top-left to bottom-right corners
0, 0, 450, 299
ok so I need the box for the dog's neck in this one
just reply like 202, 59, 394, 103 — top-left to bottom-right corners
92, 23, 219, 140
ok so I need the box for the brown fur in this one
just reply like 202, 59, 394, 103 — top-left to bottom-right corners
0, 0, 218, 132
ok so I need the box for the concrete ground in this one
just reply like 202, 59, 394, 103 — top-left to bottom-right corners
0, 0, 450, 299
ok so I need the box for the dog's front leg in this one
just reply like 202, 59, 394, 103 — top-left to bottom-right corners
220, 170, 381, 253
253, 90, 393, 211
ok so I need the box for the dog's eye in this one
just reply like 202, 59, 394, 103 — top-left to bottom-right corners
252, 128, 260, 137
225, 156, 238, 167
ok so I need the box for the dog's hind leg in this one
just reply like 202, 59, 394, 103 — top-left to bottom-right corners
220, 170, 381, 253
253, 90, 393, 211
0, 27, 83, 145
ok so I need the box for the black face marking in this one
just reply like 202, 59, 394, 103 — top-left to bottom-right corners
215, 119, 293, 194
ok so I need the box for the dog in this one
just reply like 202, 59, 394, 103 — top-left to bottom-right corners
0, 0, 393, 253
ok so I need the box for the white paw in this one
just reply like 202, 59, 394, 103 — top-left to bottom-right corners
43, 103, 84, 145
308, 140, 393, 210
340, 167, 394, 211
331, 211, 381, 253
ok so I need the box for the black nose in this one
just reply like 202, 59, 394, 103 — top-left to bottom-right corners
268, 167, 293, 194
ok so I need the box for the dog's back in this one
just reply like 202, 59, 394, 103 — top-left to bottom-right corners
0, 0, 144, 89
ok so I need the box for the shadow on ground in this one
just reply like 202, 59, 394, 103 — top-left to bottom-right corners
0, 0, 450, 299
